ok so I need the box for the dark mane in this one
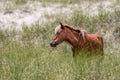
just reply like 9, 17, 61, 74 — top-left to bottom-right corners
64, 24, 81, 33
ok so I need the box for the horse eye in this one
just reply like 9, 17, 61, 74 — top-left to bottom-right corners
56, 32, 60, 35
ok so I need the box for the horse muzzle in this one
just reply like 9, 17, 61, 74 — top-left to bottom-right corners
50, 42, 57, 47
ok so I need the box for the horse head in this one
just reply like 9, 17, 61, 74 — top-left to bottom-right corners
50, 23, 67, 47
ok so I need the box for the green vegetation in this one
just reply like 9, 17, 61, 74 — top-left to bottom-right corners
12, 0, 117, 4
15, 0, 27, 4
0, 1, 120, 80
13, 0, 102, 4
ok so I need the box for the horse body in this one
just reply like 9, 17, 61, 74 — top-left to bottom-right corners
50, 23, 104, 57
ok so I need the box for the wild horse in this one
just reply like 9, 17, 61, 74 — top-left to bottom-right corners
50, 23, 104, 57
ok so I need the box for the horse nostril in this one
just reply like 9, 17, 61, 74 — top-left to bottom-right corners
50, 43, 53, 46
50, 42, 57, 47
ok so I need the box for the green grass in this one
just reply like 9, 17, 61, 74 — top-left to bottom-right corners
1, 43, 120, 80
0, 6, 120, 80
12, 0, 116, 4
15, 0, 27, 4
12, 0, 90, 4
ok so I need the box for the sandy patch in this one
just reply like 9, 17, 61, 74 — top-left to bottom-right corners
0, 1, 119, 30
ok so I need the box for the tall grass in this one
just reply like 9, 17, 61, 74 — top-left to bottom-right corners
1, 43, 120, 80
13, 0, 112, 4
0, 7, 120, 80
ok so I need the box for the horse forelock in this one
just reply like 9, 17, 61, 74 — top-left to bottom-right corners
55, 25, 61, 34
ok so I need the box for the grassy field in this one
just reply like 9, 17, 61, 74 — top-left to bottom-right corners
0, 0, 120, 80
13, 0, 109, 4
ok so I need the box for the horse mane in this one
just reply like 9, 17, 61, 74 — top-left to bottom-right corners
64, 24, 87, 42
64, 24, 81, 33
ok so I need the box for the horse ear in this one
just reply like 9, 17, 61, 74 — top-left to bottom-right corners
60, 22, 64, 29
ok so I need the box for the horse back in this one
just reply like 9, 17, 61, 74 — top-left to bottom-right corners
85, 34, 103, 52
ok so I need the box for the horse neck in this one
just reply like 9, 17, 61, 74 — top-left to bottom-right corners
66, 30, 87, 48
65, 30, 81, 47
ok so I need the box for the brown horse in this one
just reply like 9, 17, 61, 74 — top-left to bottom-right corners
50, 23, 104, 57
